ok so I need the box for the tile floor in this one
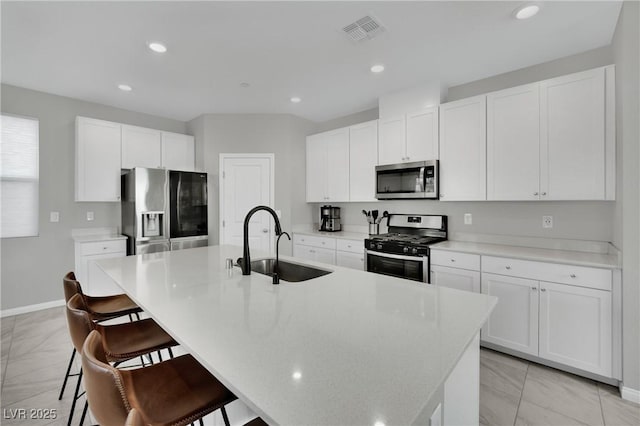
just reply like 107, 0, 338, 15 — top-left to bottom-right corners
1, 307, 639, 425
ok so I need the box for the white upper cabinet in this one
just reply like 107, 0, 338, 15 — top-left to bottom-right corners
349, 120, 378, 202
378, 107, 438, 165
121, 125, 162, 169
406, 107, 439, 161
378, 116, 406, 165
487, 83, 541, 200
161, 132, 195, 171
439, 95, 487, 201
306, 128, 349, 202
75, 117, 122, 202
540, 67, 607, 200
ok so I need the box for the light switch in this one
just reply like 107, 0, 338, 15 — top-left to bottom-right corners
464, 213, 472, 225
49, 211, 59, 222
86, 211, 94, 221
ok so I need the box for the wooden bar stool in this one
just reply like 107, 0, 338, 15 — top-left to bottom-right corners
65, 294, 178, 426
59, 271, 143, 402
82, 330, 238, 426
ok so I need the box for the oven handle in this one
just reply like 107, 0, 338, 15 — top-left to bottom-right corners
365, 249, 427, 262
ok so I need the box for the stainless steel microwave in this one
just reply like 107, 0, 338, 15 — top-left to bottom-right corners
375, 160, 439, 199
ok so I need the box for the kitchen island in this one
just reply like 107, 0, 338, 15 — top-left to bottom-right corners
96, 245, 497, 425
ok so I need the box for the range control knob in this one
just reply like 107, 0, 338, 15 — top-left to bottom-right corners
369, 242, 375, 249
377, 244, 383, 250
412, 248, 418, 255
403, 247, 409, 253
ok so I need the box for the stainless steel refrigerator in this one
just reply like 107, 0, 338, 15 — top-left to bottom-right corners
121, 168, 208, 255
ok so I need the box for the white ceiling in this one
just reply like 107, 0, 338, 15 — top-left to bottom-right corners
1, 1, 622, 123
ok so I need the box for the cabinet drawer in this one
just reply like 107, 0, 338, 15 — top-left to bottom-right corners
293, 234, 336, 250
431, 250, 480, 270
482, 256, 612, 291
336, 238, 363, 254
80, 240, 126, 256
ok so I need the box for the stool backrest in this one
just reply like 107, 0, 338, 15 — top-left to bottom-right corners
63, 271, 85, 303
125, 409, 145, 426
65, 294, 95, 353
82, 330, 131, 425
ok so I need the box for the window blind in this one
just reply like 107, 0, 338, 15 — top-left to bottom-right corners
1, 114, 39, 238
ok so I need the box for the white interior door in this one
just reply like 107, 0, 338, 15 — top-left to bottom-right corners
220, 154, 274, 254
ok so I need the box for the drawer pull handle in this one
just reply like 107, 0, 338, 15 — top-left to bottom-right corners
505, 266, 511, 270
570, 274, 576, 278
450, 259, 455, 262
103, 247, 108, 250
347, 245, 351, 248
532, 287, 537, 291
541, 288, 547, 292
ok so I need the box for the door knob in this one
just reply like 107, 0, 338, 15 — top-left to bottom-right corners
262, 228, 268, 233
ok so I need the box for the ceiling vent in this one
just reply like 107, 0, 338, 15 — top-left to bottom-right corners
342, 15, 385, 42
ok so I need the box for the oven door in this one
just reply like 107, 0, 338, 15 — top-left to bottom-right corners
366, 250, 429, 282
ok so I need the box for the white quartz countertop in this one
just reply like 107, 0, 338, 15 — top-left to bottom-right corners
430, 240, 620, 269
96, 245, 496, 425
72, 234, 127, 243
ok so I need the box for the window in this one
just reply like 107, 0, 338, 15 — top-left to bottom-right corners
1, 114, 39, 238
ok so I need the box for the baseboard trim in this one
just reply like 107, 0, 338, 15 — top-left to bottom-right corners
1, 299, 66, 318
620, 385, 640, 404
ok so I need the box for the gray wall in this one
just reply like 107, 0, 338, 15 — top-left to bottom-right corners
446, 45, 614, 101
188, 114, 316, 255
0, 84, 186, 311
612, 1, 640, 392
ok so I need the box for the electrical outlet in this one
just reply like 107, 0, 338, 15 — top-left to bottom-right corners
464, 213, 472, 225
86, 211, 94, 221
49, 211, 59, 222
543, 215, 553, 228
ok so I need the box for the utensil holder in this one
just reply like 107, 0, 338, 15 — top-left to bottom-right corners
369, 223, 379, 235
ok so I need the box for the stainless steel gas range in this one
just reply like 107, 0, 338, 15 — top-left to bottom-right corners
365, 214, 447, 283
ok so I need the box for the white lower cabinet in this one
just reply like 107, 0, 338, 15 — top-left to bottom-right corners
293, 234, 365, 269
481, 272, 539, 356
539, 281, 612, 377
430, 250, 480, 292
74, 238, 126, 296
480, 255, 614, 377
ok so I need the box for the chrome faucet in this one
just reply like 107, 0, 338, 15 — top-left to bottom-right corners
239, 206, 283, 275
273, 231, 291, 284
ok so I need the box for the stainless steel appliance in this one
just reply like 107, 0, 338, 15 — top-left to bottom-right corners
375, 160, 439, 199
365, 214, 447, 283
121, 168, 171, 255
319, 205, 341, 232
169, 170, 208, 250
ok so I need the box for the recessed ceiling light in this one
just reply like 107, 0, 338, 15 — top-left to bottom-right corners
148, 42, 167, 53
290, 97, 302, 103
514, 4, 540, 20
370, 64, 385, 73
118, 84, 132, 92
240, 82, 250, 88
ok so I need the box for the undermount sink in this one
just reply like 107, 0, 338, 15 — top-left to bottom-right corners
249, 258, 332, 282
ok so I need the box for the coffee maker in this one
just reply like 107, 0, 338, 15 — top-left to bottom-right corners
319, 205, 341, 232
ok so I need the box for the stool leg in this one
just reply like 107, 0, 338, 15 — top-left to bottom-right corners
67, 368, 83, 426
221, 406, 231, 426
79, 400, 88, 426
168, 347, 174, 358
59, 348, 76, 400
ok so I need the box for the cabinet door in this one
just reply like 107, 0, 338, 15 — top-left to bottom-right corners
75, 117, 122, 202
406, 107, 439, 161
293, 244, 316, 262
378, 116, 406, 165
540, 68, 605, 200
539, 281, 612, 377
121, 125, 162, 169
431, 265, 480, 293
161, 132, 195, 171
439, 96, 487, 201
325, 128, 350, 202
349, 120, 378, 201
305, 134, 327, 202
314, 246, 336, 265
487, 84, 540, 200
86, 252, 126, 296
336, 251, 365, 270
481, 273, 538, 355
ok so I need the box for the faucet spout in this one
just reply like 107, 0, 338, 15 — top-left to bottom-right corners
240, 205, 283, 275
